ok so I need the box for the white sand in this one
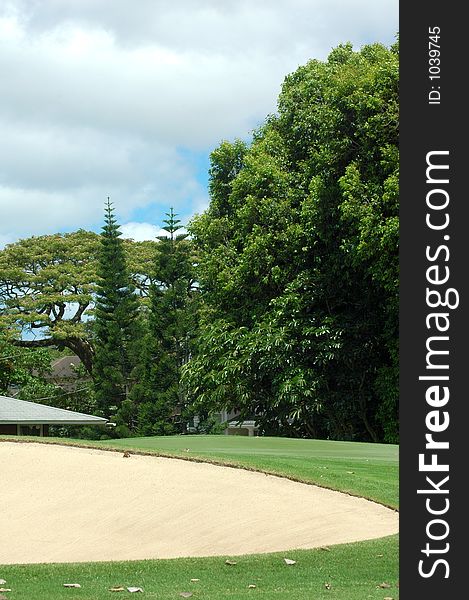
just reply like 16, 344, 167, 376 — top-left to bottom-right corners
0, 441, 398, 564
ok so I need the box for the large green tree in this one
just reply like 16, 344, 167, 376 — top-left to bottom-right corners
132, 208, 198, 435
92, 201, 142, 419
0, 230, 98, 371
0, 231, 156, 374
184, 41, 399, 442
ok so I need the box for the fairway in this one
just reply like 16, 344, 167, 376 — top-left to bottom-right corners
101, 434, 398, 459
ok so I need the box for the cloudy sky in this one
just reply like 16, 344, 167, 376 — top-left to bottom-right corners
0, 0, 398, 247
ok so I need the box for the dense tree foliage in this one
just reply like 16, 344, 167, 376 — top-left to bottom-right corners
92, 201, 142, 420
0, 230, 98, 371
131, 209, 199, 435
0, 231, 156, 373
184, 41, 398, 442
0, 328, 54, 399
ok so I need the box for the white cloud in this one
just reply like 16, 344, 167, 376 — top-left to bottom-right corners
120, 222, 166, 242
0, 232, 16, 249
0, 0, 398, 245
0, 17, 281, 147
3, 1, 398, 56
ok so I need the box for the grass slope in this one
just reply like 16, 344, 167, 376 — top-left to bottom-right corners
0, 435, 399, 599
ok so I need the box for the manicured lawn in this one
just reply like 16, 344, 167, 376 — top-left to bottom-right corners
0, 536, 398, 600
0, 435, 399, 599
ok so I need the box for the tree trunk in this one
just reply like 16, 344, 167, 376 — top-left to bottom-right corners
356, 373, 379, 442
13, 336, 95, 374
361, 408, 379, 443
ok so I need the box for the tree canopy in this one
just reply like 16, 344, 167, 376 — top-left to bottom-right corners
92, 200, 142, 419
184, 41, 399, 442
131, 208, 199, 435
0, 229, 157, 373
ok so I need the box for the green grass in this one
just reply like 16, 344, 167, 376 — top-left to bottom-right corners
0, 435, 399, 599
0, 537, 398, 600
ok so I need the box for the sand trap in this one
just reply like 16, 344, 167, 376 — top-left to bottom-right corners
0, 441, 398, 564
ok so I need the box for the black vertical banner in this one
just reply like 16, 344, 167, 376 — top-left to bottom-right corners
400, 2, 467, 597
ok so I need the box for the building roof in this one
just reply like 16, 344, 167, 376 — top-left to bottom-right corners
0, 396, 107, 425
50, 356, 83, 379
